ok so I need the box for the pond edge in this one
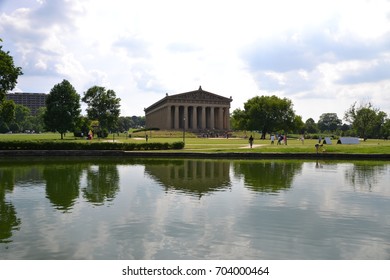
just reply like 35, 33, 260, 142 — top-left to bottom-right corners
0, 150, 389, 160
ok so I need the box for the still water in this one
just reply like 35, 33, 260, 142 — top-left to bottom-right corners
1, 158, 389, 260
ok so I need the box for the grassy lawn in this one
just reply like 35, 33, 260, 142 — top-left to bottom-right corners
184, 138, 390, 154
1, 132, 389, 154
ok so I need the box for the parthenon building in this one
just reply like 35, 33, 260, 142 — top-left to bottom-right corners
144, 86, 232, 131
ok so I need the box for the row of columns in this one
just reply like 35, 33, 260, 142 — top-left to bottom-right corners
150, 161, 230, 181
168, 105, 230, 131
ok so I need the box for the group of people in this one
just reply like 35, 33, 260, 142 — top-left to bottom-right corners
248, 133, 289, 148
270, 134, 288, 145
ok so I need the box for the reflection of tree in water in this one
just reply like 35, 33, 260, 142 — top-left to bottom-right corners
0, 169, 21, 244
233, 160, 303, 193
0, 201, 20, 244
43, 165, 83, 212
0, 169, 15, 192
143, 159, 231, 198
83, 165, 120, 205
344, 162, 387, 192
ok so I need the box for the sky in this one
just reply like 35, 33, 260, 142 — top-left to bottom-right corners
1, 0, 389, 122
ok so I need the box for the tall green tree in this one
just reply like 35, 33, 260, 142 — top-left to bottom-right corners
0, 99, 16, 133
13, 104, 31, 132
382, 119, 390, 140
131, 115, 145, 128
305, 118, 318, 133
293, 115, 305, 134
82, 86, 121, 137
231, 108, 248, 131
344, 102, 387, 140
317, 113, 342, 132
117, 116, 134, 132
44, 80, 81, 139
29, 107, 46, 133
0, 39, 23, 102
0, 99, 15, 124
232, 95, 297, 138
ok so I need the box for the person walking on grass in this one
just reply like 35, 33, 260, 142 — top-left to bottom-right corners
277, 134, 283, 145
249, 135, 254, 148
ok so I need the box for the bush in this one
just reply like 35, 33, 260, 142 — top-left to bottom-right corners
97, 129, 109, 138
0, 140, 185, 151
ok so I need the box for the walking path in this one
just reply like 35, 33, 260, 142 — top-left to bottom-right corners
239, 144, 265, 149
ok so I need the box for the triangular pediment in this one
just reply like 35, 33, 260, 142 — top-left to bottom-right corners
169, 87, 231, 102
145, 87, 232, 113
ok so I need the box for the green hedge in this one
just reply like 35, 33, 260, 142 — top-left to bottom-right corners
0, 141, 185, 151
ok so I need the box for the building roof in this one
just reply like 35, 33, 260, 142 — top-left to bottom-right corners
144, 86, 232, 113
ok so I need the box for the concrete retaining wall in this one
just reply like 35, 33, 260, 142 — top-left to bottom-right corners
0, 150, 389, 160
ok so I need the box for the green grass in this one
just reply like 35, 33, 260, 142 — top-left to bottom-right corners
184, 138, 390, 154
1, 132, 389, 154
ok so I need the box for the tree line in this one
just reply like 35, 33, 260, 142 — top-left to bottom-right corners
1, 79, 145, 138
231, 95, 390, 140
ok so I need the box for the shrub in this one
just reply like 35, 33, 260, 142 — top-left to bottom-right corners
0, 140, 185, 151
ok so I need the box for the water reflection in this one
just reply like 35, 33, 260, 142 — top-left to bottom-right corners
0, 158, 389, 259
0, 160, 121, 244
233, 160, 303, 193
83, 165, 120, 205
344, 162, 388, 192
44, 165, 82, 211
0, 169, 21, 244
144, 159, 231, 198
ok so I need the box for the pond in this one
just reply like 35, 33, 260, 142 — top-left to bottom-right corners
1, 158, 389, 260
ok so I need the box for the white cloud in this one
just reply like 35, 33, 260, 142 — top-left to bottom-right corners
1, 0, 389, 120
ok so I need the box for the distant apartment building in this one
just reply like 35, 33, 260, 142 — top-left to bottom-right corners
6, 92, 47, 115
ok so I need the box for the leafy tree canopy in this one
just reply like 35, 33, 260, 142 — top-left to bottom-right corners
317, 113, 342, 132
232, 95, 297, 138
344, 102, 387, 139
0, 39, 23, 102
82, 86, 121, 135
44, 79, 81, 139
305, 118, 318, 134
230, 108, 248, 131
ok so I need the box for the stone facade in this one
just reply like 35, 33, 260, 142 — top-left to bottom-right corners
144, 86, 232, 131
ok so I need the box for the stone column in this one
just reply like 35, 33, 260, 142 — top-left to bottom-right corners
184, 106, 188, 130
219, 107, 224, 130
167, 105, 172, 130
192, 106, 197, 130
174, 105, 179, 129
210, 107, 215, 130
197, 106, 202, 129
201, 106, 206, 129
225, 107, 230, 130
